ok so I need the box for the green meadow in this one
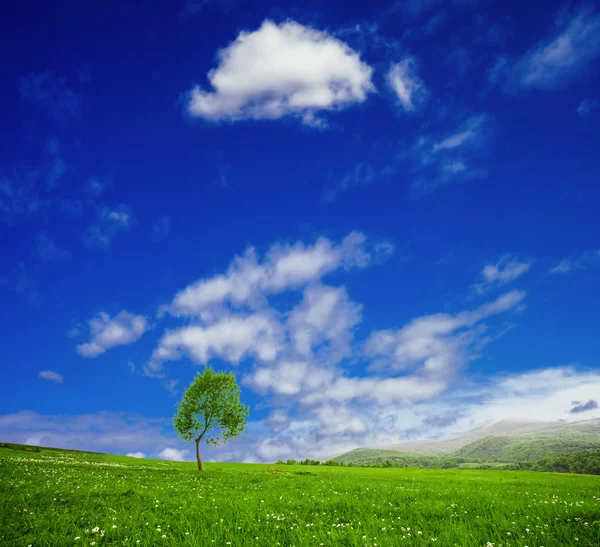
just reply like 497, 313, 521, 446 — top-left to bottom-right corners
1, 445, 599, 547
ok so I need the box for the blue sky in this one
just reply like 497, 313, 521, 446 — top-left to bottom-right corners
1, 0, 599, 463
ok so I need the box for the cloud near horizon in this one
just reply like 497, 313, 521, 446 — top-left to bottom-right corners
2, 364, 599, 462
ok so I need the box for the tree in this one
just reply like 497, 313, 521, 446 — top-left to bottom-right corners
173, 366, 249, 471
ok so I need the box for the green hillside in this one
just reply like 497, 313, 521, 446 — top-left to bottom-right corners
332, 420, 600, 466
332, 448, 418, 464
455, 428, 600, 461
3, 442, 600, 547
332, 448, 473, 467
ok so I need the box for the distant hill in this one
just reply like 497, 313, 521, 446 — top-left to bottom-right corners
455, 428, 600, 461
330, 417, 600, 464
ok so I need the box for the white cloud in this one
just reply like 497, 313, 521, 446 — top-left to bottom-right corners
168, 232, 375, 317
126, 452, 145, 458
472, 256, 531, 294
148, 312, 282, 374
411, 114, 489, 193
362, 289, 524, 373
430, 115, 487, 153
185, 20, 375, 124
461, 366, 600, 424
248, 290, 524, 412
246, 361, 314, 396
507, 5, 600, 90
158, 447, 189, 461
5, 363, 600, 463
266, 409, 290, 433
387, 57, 428, 112
77, 310, 149, 358
244, 360, 335, 398
142, 230, 533, 461
287, 284, 361, 360
549, 249, 600, 274
38, 370, 63, 383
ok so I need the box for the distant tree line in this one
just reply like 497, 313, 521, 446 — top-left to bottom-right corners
507, 450, 600, 475
274, 450, 600, 475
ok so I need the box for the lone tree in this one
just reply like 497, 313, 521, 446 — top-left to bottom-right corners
173, 366, 249, 471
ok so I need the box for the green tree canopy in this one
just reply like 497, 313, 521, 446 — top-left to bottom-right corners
173, 366, 249, 471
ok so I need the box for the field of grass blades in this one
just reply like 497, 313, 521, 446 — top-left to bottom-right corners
1, 447, 599, 547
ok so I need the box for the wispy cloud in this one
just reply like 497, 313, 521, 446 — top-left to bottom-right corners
550, 249, 600, 273
152, 216, 171, 242
86, 176, 110, 197
322, 161, 380, 202
0, 168, 51, 224
19, 71, 81, 124
76, 310, 149, 358
184, 20, 374, 125
83, 205, 132, 249
126, 451, 145, 458
386, 57, 429, 113
578, 98, 598, 117
501, 4, 600, 91
472, 256, 531, 294
32, 232, 69, 261
412, 114, 489, 193
430, 115, 486, 152
38, 370, 63, 384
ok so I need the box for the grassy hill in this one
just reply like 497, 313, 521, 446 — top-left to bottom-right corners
455, 429, 600, 461
332, 418, 600, 466
2, 442, 600, 547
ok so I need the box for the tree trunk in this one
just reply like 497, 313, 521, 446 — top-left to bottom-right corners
195, 438, 203, 471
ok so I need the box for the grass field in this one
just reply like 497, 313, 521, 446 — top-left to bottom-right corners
1, 445, 599, 547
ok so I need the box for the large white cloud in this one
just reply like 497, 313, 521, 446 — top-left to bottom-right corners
185, 20, 375, 124
168, 232, 375, 317
287, 284, 361, 360
63, 231, 599, 462
77, 310, 149, 357
5, 364, 599, 463
148, 312, 283, 375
